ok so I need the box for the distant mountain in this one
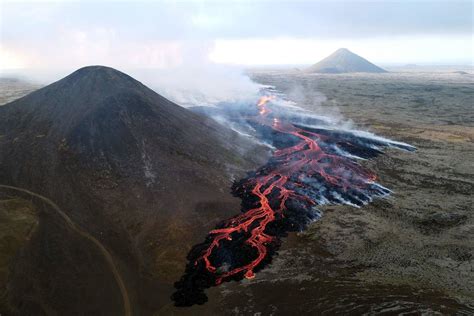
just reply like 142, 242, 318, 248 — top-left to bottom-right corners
308, 48, 387, 73
0, 66, 267, 315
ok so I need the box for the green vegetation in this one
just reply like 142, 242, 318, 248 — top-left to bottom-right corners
0, 197, 38, 314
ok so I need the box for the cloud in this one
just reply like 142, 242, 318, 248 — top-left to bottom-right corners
2, 1, 472, 42
0, 0, 472, 70
177, 1, 473, 39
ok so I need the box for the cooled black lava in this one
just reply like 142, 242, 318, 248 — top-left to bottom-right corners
172, 94, 415, 306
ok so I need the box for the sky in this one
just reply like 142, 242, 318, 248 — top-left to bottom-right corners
0, 0, 473, 72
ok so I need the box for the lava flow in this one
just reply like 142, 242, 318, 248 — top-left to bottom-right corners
172, 94, 415, 306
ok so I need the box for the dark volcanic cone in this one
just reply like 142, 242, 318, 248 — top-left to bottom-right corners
0, 66, 260, 181
307, 48, 387, 73
0, 66, 267, 315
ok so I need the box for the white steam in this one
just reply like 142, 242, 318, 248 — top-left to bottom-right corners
129, 65, 262, 107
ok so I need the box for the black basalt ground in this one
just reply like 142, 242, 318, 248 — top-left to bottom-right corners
172, 102, 413, 306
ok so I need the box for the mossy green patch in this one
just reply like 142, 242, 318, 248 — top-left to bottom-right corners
0, 197, 38, 313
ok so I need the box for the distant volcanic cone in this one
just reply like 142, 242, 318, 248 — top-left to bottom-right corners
307, 48, 387, 73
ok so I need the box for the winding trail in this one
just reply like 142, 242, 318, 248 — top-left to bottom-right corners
0, 184, 132, 316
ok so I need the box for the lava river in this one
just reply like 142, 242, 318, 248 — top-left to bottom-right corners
172, 94, 415, 306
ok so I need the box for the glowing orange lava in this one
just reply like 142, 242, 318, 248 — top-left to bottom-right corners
173, 91, 414, 307
195, 94, 375, 283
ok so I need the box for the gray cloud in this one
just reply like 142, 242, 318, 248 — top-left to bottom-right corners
2, 0, 472, 44
1, 0, 472, 70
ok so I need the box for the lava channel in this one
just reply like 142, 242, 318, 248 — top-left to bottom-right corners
172, 94, 414, 306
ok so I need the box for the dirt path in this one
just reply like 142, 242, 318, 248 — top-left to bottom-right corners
0, 184, 132, 316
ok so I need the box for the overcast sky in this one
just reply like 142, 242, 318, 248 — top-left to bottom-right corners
1, 0, 473, 71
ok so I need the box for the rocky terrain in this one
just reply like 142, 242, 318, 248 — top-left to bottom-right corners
1, 67, 472, 315
223, 68, 473, 314
0, 78, 41, 106
154, 68, 474, 315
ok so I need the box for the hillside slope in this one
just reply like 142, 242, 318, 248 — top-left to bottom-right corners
0, 66, 267, 315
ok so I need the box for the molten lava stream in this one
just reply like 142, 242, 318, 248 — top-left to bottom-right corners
195, 95, 374, 284
200, 174, 291, 283
172, 92, 413, 306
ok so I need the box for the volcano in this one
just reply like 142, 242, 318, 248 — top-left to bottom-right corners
308, 48, 387, 73
0, 66, 267, 315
